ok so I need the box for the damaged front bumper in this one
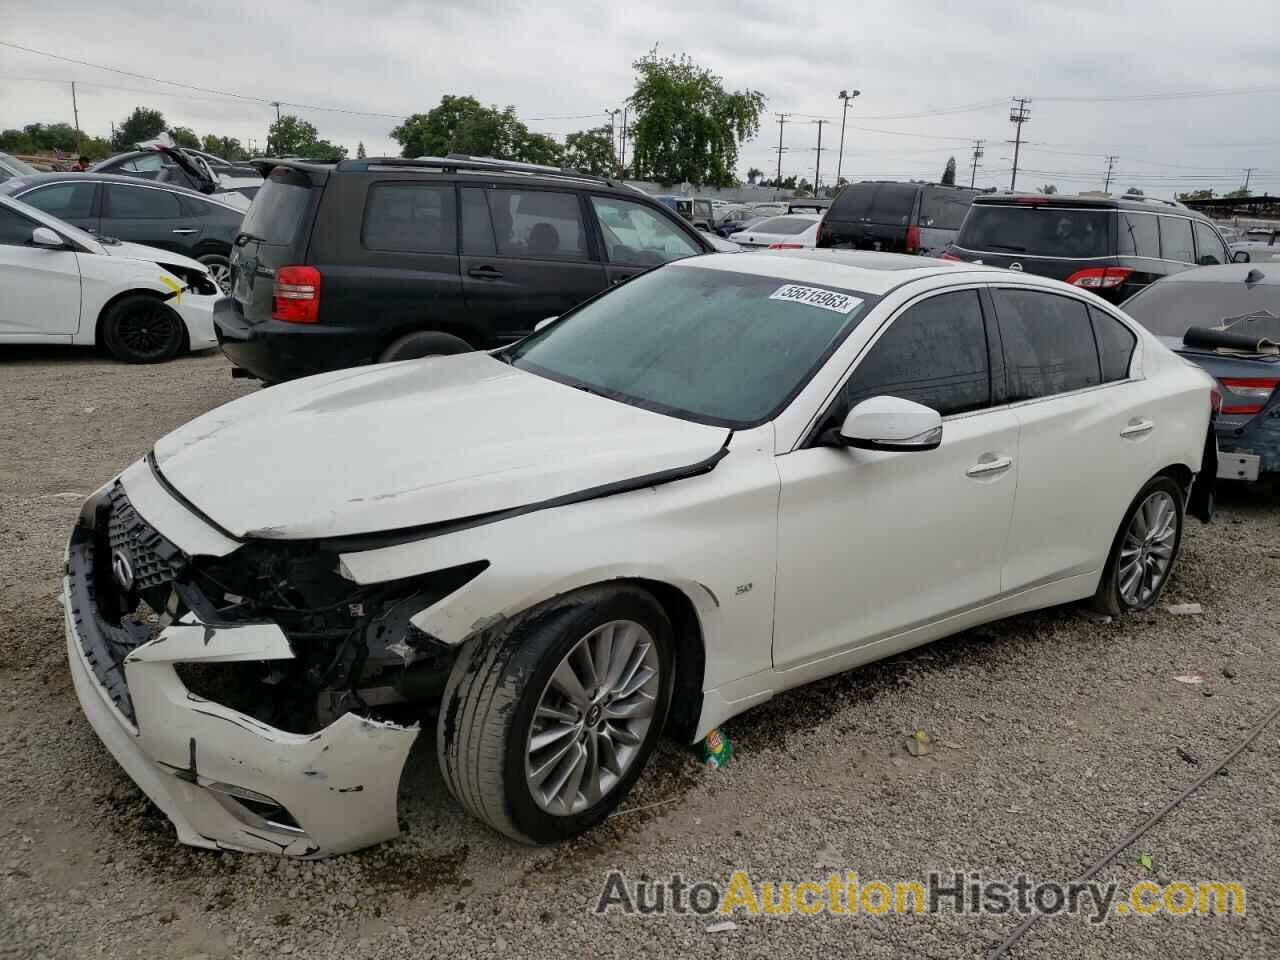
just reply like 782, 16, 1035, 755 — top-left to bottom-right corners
63, 476, 422, 858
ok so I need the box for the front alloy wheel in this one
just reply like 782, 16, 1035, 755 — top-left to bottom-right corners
438, 586, 674, 843
524, 620, 661, 815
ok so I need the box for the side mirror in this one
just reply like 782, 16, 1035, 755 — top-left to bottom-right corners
1232, 250, 1251, 264
30, 226, 66, 249
534, 316, 558, 333
837, 396, 943, 452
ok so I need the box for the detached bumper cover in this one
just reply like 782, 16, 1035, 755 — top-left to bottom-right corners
174, 293, 221, 351
64, 523, 419, 857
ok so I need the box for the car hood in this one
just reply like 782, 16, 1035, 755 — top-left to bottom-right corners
151, 352, 730, 540
102, 240, 207, 273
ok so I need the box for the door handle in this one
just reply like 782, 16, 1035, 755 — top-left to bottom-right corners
468, 266, 503, 280
1120, 418, 1154, 439
966, 454, 1014, 478
171, 228, 198, 235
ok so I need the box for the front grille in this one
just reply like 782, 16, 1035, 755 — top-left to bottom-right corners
105, 484, 185, 592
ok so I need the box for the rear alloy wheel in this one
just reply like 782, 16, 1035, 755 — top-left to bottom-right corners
1092, 476, 1184, 615
378, 330, 473, 363
197, 253, 232, 295
438, 585, 674, 843
101, 295, 185, 363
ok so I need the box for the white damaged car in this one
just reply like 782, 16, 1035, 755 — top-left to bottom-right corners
65, 251, 1217, 856
0, 193, 220, 361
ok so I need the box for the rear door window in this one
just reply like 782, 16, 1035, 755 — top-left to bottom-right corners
1088, 306, 1137, 382
1158, 216, 1195, 263
841, 289, 990, 416
958, 206, 1112, 258
1193, 221, 1229, 265
1117, 212, 1160, 258
460, 186, 496, 255
22, 182, 97, 220
827, 182, 875, 221
867, 184, 917, 225
919, 189, 973, 230
363, 182, 456, 254
992, 288, 1101, 400
106, 184, 182, 219
486, 189, 588, 260
590, 195, 699, 266
0, 204, 35, 245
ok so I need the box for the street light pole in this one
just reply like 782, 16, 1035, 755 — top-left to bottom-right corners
836, 89, 859, 189
812, 119, 827, 197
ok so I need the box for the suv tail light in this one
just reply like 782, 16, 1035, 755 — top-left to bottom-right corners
768, 242, 805, 249
1064, 266, 1134, 290
1218, 377, 1278, 416
272, 266, 321, 324
905, 225, 920, 254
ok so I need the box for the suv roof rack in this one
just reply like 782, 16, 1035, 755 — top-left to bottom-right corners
338, 153, 622, 188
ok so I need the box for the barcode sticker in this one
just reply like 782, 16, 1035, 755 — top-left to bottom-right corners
769, 284, 863, 315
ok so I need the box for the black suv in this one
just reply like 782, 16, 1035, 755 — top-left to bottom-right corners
816, 181, 981, 257
945, 194, 1241, 303
216, 156, 718, 382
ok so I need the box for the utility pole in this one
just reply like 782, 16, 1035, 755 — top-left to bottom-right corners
269, 101, 281, 155
1243, 167, 1255, 193
1007, 97, 1031, 191
836, 89, 860, 188
812, 119, 827, 197
70, 82, 82, 155
969, 138, 985, 188
1103, 155, 1119, 193
774, 113, 790, 199
619, 106, 627, 177
606, 109, 621, 174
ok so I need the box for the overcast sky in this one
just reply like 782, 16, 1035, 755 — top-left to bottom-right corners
2, 0, 1278, 196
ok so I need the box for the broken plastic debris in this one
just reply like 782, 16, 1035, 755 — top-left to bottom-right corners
706, 921, 738, 934
1167, 603, 1203, 616
1138, 853, 1154, 872
906, 729, 933, 757
700, 728, 732, 769
1173, 673, 1206, 685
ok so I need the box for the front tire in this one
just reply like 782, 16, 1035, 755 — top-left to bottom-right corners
438, 586, 674, 844
197, 253, 232, 295
1091, 476, 1185, 616
101, 295, 186, 363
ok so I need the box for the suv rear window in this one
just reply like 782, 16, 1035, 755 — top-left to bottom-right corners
919, 189, 974, 230
958, 205, 1112, 258
239, 166, 313, 246
828, 182, 875, 221
868, 184, 917, 224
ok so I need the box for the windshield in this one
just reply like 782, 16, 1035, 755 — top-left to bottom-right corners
507, 264, 876, 427
1124, 279, 1280, 339
958, 205, 1112, 257
240, 166, 313, 245
752, 216, 818, 235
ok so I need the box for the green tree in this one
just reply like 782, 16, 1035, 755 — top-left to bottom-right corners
563, 126, 615, 175
1124, 186, 1144, 197
795, 178, 812, 196
1177, 189, 1215, 201
169, 126, 200, 149
268, 115, 346, 161
1040, 183, 1058, 194
356, 141, 367, 159
390, 95, 484, 157
746, 166, 763, 185
626, 49, 766, 187
1224, 187, 1250, 199
941, 156, 957, 186
114, 107, 166, 149
390, 95, 562, 165
200, 134, 247, 160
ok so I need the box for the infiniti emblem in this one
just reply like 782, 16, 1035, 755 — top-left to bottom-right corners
111, 549, 135, 592
1008, 262, 1024, 271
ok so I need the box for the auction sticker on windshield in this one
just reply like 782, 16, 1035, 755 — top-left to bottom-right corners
769, 284, 864, 315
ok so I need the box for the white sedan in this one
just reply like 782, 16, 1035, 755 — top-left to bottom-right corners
65, 251, 1215, 856
0, 193, 220, 362
729, 213, 822, 248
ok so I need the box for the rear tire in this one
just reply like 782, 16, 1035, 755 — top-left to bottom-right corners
196, 253, 232, 295
1091, 476, 1185, 616
437, 586, 674, 844
378, 330, 473, 363
101, 295, 185, 363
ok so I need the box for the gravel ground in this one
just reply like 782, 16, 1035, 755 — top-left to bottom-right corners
0, 346, 1277, 960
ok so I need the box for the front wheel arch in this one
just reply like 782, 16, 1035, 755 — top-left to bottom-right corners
94, 288, 188, 354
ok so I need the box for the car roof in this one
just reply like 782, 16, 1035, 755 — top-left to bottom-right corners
677, 249, 1002, 294
1158, 263, 1279, 285
972, 192, 1203, 216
